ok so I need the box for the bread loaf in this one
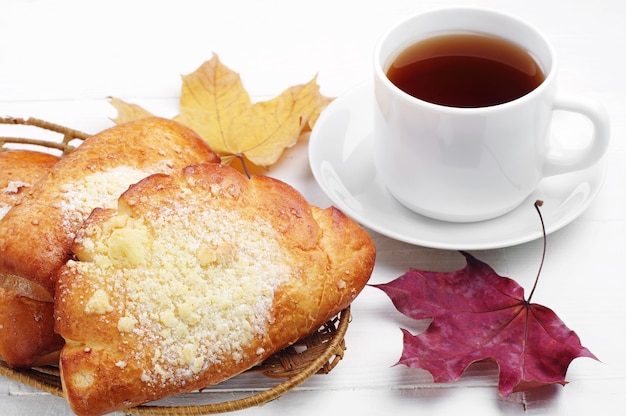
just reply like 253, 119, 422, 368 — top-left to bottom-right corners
55, 162, 375, 416
0, 117, 220, 367
0, 150, 64, 367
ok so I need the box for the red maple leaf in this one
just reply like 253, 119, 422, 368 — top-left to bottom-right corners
372, 251, 598, 396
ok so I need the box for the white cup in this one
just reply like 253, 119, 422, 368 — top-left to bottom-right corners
373, 7, 610, 222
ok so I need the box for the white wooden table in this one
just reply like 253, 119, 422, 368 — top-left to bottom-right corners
1, 0, 624, 415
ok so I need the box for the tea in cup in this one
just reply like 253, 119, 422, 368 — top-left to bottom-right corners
373, 7, 610, 222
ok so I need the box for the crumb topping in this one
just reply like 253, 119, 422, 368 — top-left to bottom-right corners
2, 180, 30, 194
71, 189, 292, 385
84, 288, 113, 315
1, 181, 32, 218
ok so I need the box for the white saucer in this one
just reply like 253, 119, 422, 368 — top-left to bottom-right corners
308, 83, 608, 250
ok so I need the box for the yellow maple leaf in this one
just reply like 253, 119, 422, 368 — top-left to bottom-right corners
174, 54, 332, 167
109, 97, 155, 124
109, 54, 332, 171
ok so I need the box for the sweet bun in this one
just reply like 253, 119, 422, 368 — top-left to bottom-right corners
0, 150, 63, 367
55, 163, 375, 416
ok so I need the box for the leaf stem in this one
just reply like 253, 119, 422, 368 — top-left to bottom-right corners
237, 154, 252, 179
527, 200, 546, 303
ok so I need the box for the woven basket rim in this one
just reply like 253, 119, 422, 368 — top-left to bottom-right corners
0, 116, 352, 414
0, 116, 90, 155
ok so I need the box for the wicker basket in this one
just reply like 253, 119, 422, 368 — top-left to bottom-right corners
0, 116, 89, 155
0, 116, 350, 414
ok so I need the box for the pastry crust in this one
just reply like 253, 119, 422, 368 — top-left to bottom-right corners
0, 150, 63, 367
55, 163, 375, 416
0, 287, 64, 367
0, 150, 59, 217
0, 118, 220, 368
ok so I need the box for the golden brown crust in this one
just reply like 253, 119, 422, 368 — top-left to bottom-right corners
0, 150, 62, 368
0, 118, 220, 369
55, 163, 375, 416
0, 287, 64, 367
0, 150, 59, 210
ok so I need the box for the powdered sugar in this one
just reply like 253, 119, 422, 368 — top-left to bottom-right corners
54, 165, 171, 236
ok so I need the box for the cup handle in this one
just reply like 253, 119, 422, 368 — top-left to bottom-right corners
543, 91, 610, 177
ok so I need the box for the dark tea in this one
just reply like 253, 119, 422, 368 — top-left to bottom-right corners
386, 33, 545, 108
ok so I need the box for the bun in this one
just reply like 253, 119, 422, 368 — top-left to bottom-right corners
55, 163, 375, 416
0, 150, 63, 367
0, 118, 220, 367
